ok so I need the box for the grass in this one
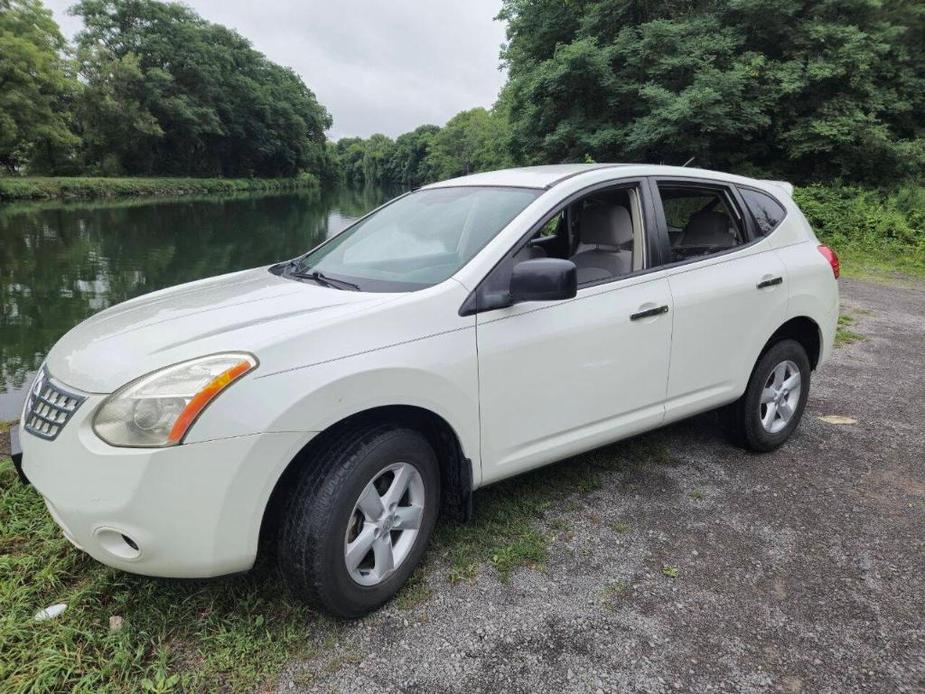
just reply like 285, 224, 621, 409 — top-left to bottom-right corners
0, 434, 674, 691
434, 436, 673, 585
794, 183, 925, 282
0, 455, 324, 692
393, 570, 432, 611
835, 313, 865, 347
610, 520, 632, 535
0, 175, 320, 202
661, 565, 680, 579
602, 580, 631, 599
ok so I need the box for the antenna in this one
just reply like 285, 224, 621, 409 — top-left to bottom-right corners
682, 157, 695, 167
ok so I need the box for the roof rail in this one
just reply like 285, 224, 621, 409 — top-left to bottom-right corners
545, 164, 627, 189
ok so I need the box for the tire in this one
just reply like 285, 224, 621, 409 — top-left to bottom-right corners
278, 424, 440, 617
723, 339, 811, 452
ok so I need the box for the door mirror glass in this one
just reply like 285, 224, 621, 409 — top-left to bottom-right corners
510, 258, 577, 303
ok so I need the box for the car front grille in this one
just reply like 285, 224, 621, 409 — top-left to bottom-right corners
23, 369, 87, 441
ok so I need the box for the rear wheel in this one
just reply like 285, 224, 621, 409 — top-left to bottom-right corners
278, 425, 440, 617
724, 339, 811, 452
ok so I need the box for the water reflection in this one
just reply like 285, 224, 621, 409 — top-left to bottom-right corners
0, 185, 395, 419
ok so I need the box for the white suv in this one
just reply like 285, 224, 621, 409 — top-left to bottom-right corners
15, 164, 840, 616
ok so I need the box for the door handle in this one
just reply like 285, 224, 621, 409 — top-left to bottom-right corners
756, 276, 783, 289
630, 305, 669, 321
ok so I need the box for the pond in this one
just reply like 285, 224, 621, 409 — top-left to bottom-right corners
0, 185, 396, 420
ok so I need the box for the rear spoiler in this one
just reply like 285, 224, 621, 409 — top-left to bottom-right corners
762, 180, 794, 197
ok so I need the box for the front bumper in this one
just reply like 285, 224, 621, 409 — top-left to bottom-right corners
20, 399, 310, 578
10, 425, 27, 484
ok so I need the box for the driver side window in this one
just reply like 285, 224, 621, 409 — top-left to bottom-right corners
657, 184, 746, 262
473, 183, 647, 307
514, 185, 646, 287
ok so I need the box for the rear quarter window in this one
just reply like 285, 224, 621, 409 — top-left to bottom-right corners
740, 188, 787, 236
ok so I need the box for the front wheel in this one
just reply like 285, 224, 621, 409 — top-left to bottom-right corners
724, 339, 811, 452
278, 425, 440, 617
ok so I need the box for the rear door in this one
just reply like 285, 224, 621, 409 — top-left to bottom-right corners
648, 178, 789, 422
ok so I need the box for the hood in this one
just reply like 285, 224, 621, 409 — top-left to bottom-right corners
46, 267, 391, 392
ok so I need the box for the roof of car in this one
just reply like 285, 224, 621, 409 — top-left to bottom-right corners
420, 163, 794, 198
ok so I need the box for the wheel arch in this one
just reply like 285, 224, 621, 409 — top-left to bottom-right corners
258, 404, 473, 560
760, 315, 822, 369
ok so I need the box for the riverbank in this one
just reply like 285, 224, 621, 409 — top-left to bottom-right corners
0, 175, 320, 202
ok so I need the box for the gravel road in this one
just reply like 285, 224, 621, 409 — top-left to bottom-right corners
277, 277, 925, 694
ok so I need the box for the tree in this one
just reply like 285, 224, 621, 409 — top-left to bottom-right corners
334, 137, 369, 184
71, 0, 332, 177
74, 49, 163, 175
389, 125, 439, 186
426, 108, 513, 180
0, 0, 78, 173
360, 133, 396, 184
500, 0, 925, 183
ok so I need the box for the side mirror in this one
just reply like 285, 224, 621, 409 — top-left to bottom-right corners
510, 258, 577, 303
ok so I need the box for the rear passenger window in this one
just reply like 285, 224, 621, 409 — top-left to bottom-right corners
657, 185, 746, 262
740, 188, 786, 236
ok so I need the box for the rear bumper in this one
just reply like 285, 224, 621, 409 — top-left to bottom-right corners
818, 279, 840, 368
21, 402, 310, 578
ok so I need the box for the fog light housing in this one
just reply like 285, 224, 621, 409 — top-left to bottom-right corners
94, 527, 142, 560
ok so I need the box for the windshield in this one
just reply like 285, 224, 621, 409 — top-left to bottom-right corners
286, 186, 542, 292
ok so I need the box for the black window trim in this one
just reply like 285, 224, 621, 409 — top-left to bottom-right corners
646, 176, 771, 274
735, 183, 790, 237
459, 176, 664, 316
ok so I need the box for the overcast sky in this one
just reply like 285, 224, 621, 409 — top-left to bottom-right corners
43, 0, 509, 140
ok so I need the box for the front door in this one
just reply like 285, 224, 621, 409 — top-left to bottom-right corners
475, 182, 673, 484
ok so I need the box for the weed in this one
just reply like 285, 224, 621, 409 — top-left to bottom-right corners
662, 565, 680, 579
577, 474, 602, 494
603, 580, 631, 598
394, 570, 432, 610
835, 314, 865, 346
610, 520, 632, 534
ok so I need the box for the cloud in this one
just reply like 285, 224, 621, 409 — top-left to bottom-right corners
43, 0, 508, 139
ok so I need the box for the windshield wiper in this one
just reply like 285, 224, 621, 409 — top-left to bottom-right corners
290, 268, 360, 291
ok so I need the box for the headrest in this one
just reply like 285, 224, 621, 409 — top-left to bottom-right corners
579, 204, 634, 247
681, 211, 735, 246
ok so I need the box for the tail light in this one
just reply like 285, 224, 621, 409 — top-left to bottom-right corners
817, 245, 840, 279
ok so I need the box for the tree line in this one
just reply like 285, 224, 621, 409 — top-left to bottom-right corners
1, 0, 331, 178
3, 0, 924, 186
328, 0, 925, 188
331, 108, 514, 188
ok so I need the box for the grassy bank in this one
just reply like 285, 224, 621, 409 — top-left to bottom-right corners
794, 184, 925, 280
0, 430, 674, 692
0, 175, 320, 202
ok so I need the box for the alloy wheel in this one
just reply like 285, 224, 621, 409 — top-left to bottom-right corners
759, 359, 802, 434
344, 462, 425, 586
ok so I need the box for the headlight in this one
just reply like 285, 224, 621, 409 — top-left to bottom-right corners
93, 353, 257, 447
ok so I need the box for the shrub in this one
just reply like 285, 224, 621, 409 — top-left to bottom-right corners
794, 185, 925, 277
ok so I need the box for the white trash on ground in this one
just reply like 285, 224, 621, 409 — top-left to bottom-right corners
33, 603, 67, 622
817, 415, 858, 425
